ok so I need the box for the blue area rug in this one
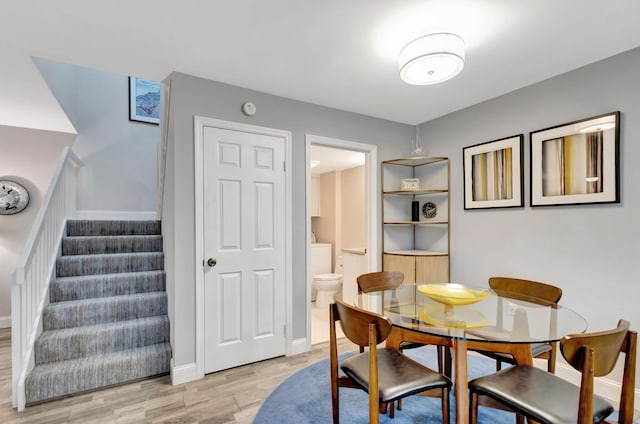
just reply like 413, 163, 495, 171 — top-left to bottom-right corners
255, 347, 628, 423
255, 348, 510, 423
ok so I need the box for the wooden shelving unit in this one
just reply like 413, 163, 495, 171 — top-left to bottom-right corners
382, 156, 450, 283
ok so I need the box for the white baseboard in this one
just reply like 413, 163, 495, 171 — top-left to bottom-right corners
0, 316, 10, 329
288, 337, 310, 356
553, 361, 640, 408
74, 210, 158, 220
171, 360, 199, 385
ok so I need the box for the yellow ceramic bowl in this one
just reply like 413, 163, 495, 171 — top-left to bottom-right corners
418, 283, 489, 306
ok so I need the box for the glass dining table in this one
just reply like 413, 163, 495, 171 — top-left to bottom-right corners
346, 282, 588, 424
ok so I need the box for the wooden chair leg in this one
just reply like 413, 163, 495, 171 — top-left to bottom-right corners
397, 399, 402, 410
548, 343, 557, 373
389, 400, 395, 418
442, 388, 450, 424
496, 360, 502, 372
468, 390, 477, 424
444, 347, 452, 378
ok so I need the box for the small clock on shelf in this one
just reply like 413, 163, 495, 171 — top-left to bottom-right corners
422, 201, 437, 219
0, 180, 29, 215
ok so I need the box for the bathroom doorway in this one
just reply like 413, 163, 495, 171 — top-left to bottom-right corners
305, 134, 378, 346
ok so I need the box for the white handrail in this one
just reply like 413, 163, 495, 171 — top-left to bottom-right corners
11, 147, 82, 410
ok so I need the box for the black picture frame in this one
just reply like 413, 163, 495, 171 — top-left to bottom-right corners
128, 77, 160, 125
463, 134, 524, 210
530, 111, 620, 206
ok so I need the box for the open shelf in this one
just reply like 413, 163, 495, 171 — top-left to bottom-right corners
382, 157, 450, 283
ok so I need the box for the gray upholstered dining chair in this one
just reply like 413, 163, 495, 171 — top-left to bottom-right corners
329, 297, 451, 424
477, 276, 563, 373
469, 319, 637, 424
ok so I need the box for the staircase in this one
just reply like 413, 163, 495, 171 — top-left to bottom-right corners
25, 220, 171, 404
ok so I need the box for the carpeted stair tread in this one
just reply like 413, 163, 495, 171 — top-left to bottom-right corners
43, 292, 168, 330
28, 219, 171, 404
50, 270, 165, 301
62, 235, 163, 255
66, 220, 161, 237
35, 316, 170, 364
25, 343, 171, 404
56, 252, 164, 277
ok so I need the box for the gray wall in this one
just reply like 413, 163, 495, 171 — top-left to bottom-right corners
417, 47, 640, 380
164, 47, 640, 386
163, 72, 415, 368
0, 126, 75, 325
34, 59, 160, 215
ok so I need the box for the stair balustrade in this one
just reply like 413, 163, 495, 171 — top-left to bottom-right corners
11, 147, 82, 411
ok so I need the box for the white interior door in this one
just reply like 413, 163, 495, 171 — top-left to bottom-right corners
203, 126, 286, 373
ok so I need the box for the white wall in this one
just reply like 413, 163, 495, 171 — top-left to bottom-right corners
417, 47, 640, 384
0, 126, 75, 326
34, 58, 160, 217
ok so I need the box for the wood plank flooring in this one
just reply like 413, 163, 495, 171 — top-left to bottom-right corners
4, 327, 637, 423
0, 328, 356, 423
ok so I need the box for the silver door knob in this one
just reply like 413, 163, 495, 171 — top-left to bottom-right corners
207, 258, 217, 267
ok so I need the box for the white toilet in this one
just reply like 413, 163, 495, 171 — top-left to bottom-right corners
313, 254, 343, 309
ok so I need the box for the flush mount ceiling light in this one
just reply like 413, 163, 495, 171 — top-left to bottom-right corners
399, 32, 465, 85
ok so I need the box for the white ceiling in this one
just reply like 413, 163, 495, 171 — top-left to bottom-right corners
310, 145, 365, 176
2, 1, 640, 134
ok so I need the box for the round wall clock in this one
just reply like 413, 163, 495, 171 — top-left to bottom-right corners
422, 201, 437, 219
0, 180, 30, 215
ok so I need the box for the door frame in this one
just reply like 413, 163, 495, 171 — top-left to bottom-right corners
194, 116, 292, 378
305, 134, 378, 348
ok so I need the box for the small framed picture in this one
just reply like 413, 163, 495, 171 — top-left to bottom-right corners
129, 77, 161, 125
400, 178, 420, 191
463, 134, 524, 209
530, 111, 620, 206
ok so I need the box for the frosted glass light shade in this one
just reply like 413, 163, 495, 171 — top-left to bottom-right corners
399, 33, 465, 85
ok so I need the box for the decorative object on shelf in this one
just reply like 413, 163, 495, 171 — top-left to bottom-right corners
418, 283, 489, 306
0, 180, 29, 215
530, 111, 620, 206
463, 134, 524, 210
399, 33, 465, 85
410, 139, 423, 157
400, 178, 420, 191
411, 201, 420, 221
422, 201, 437, 218
129, 77, 160, 125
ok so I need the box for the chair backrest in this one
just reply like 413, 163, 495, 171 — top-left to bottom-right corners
562, 319, 634, 376
357, 271, 404, 294
332, 297, 393, 347
561, 319, 637, 423
488, 277, 562, 305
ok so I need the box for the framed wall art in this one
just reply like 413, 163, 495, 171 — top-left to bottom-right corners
463, 134, 524, 209
129, 77, 161, 124
530, 111, 620, 206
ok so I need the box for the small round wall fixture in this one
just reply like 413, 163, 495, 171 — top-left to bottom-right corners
242, 101, 257, 116
0, 180, 30, 215
399, 32, 465, 85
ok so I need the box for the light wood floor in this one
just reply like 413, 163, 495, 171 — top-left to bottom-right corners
0, 327, 356, 424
